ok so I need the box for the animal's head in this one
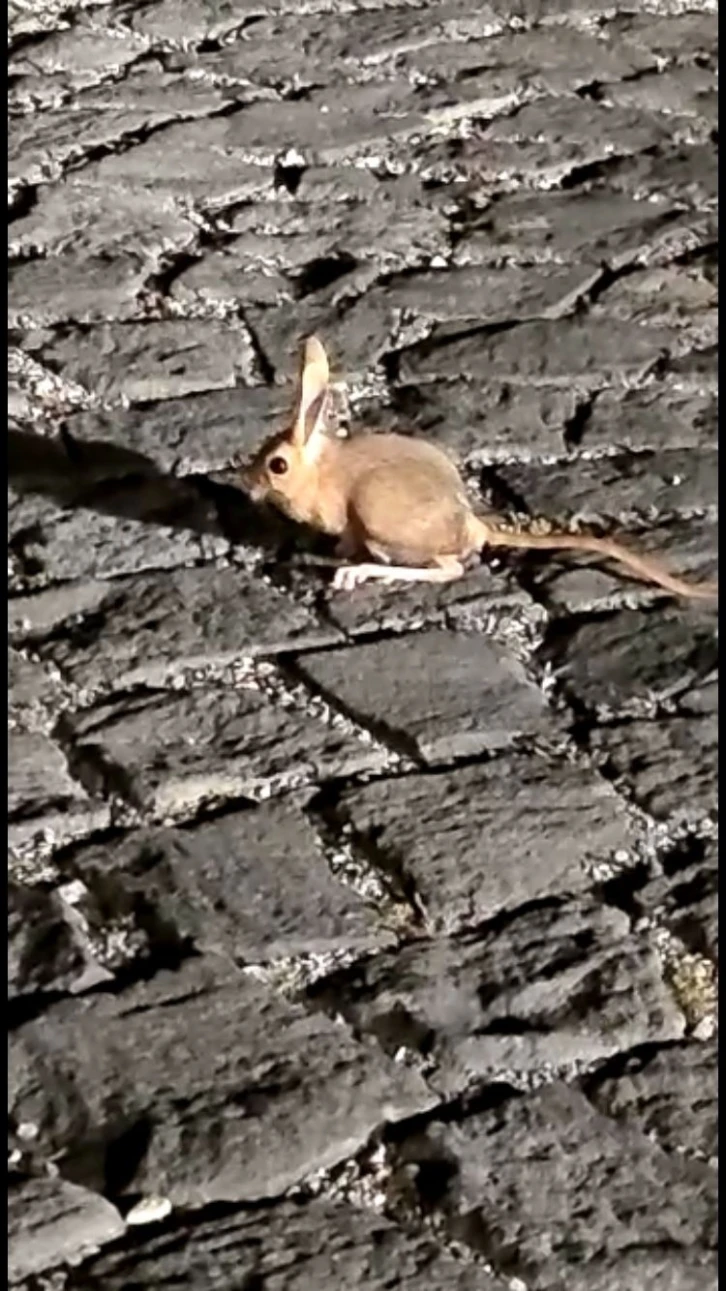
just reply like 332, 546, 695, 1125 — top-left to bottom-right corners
239, 336, 332, 523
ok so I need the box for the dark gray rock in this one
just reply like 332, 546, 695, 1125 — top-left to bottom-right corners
220, 81, 425, 158
205, 6, 438, 84
62, 386, 280, 476
21, 319, 259, 403
7, 141, 199, 328
590, 263, 716, 342
676, 666, 718, 719
10, 183, 197, 266
349, 263, 596, 331
536, 605, 718, 713
10, 581, 115, 644
9, 252, 151, 326
9, 881, 85, 1002
637, 843, 718, 964
372, 379, 580, 462
663, 345, 718, 397
454, 188, 713, 272
290, 628, 560, 764
391, 1081, 716, 1290
400, 21, 652, 93
322, 564, 534, 640
173, 182, 451, 303
30, 52, 233, 111
66, 1196, 491, 1291
242, 289, 407, 381
170, 247, 294, 311
9, 24, 147, 87
8, 108, 127, 190
126, 0, 256, 45
244, 254, 563, 378
21, 79, 417, 196
36, 566, 338, 690
279, 162, 383, 205
398, 317, 677, 389
172, 6, 649, 98
10, 64, 236, 186
8, 87, 206, 190
604, 141, 717, 210
9, 730, 83, 821
8, 1177, 124, 1284
491, 448, 719, 527
589, 715, 717, 824
604, 64, 716, 125
9, 649, 61, 713
65, 683, 383, 816
9, 959, 434, 1206
331, 755, 631, 930
512, 555, 635, 614
8, 729, 111, 855
585, 1038, 717, 1162
69, 800, 388, 962
469, 95, 705, 190
77, 122, 272, 204
307, 897, 683, 1092
8, 484, 216, 589
579, 387, 718, 453
618, 10, 720, 67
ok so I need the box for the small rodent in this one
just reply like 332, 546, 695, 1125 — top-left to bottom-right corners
240, 337, 718, 600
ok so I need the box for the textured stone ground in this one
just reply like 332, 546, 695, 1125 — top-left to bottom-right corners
8, 1, 718, 1287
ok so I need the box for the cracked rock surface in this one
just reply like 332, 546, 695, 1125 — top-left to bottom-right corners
8, 0, 717, 1287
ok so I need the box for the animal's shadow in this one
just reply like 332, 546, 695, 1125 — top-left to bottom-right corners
8, 423, 331, 567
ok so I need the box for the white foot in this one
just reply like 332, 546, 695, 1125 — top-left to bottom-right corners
332, 563, 393, 590
331, 559, 464, 591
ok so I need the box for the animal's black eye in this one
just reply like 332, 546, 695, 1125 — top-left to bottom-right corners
269, 455, 288, 476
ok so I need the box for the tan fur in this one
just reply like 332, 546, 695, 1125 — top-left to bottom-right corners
467, 516, 718, 601
240, 337, 718, 601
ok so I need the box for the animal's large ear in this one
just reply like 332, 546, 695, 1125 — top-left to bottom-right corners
290, 336, 330, 449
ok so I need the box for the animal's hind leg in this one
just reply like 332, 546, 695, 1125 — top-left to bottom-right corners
332, 554, 464, 591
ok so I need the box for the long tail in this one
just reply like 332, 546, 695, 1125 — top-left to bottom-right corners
470, 516, 718, 601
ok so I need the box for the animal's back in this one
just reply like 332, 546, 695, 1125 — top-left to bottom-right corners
342, 433, 471, 560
